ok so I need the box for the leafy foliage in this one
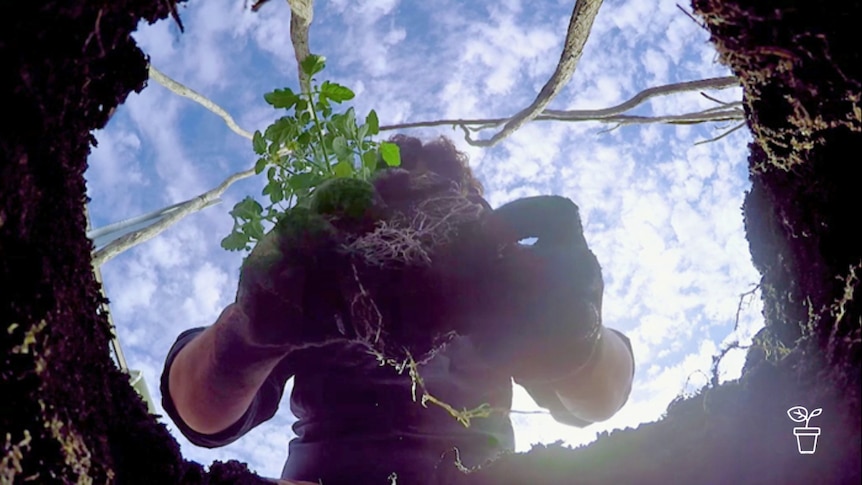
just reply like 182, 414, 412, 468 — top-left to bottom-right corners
222, 54, 401, 251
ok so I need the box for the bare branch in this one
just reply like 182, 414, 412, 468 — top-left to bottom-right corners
148, 65, 254, 140
542, 76, 740, 120
465, 0, 603, 147
602, 108, 742, 127
380, 76, 741, 133
700, 91, 737, 106
92, 167, 256, 266
694, 121, 747, 146
710, 284, 761, 387
676, 4, 706, 30
286, 0, 314, 92
695, 101, 744, 116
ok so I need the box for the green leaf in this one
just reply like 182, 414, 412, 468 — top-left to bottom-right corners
265, 207, 279, 221
264, 88, 299, 109
243, 220, 265, 241
321, 130, 336, 153
330, 110, 354, 138
221, 231, 250, 251
267, 166, 277, 181
252, 130, 267, 155
254, 157, 268, 175
362, 150, 378, 171
328, 113, 342, 135
267, 141, 279, 156
295, 98, 309, 113
332, 136, 352, 161
365, 110, 379, 136
265, 117, 295, 142
344, 107, 356, 137
320, 102, 333, 119
288, 172, 323, 190
269, 183, 284, 204
380, 142, 401, 167
320, 81, 355, 103
357, 123, 369, 140
315, 99, 331, 115
297, 130, 312, 147
334, 160, 353, 178
300, 55, 327, 77
230, 197, 263, 221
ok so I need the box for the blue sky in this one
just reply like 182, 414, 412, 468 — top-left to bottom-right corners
85, 0, 763, 477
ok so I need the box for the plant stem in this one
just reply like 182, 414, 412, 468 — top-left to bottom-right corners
307, 89, 332, 175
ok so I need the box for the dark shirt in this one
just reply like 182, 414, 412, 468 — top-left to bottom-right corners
160, 328, 632, 484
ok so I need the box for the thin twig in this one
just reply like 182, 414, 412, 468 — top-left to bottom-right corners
676, 4, 706, 29
701, 91, 736, 106
92, 167, 256, 266
694, 121, 747, 146
148, 65, 254, 140
465, 0, 604, 147
696, 101, 743, 116
710, 283, 761, 387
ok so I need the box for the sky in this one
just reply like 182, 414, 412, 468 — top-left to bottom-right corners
84, 0, 764, 478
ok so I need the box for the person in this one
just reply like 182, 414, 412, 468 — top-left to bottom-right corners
160, 135, 635, 485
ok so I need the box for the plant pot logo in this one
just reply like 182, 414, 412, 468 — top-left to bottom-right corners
786, 405, 822, 455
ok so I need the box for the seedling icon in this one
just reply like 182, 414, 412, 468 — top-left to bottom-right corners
786, 405, 822, 454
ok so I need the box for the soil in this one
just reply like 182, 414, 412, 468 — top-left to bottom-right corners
1, 0, 859, 484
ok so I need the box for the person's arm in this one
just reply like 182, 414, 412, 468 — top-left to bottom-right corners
165, 210, 341, 439
168, 302, 291, 435
516, 327, 634, 427
479, 196, 635, 426
549, 326, 634, 422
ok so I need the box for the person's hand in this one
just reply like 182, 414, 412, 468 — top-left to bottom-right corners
235, 207, 346, 351
468, 196, 604, 383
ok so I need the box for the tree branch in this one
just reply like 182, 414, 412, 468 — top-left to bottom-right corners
597, 108, 743, 126
286, 0, 314, 92
380, 76, 741, 134
148, 65, 254, 140
542, 76, 740, 119
466, 0, 604, 147
91, 167, 256, 266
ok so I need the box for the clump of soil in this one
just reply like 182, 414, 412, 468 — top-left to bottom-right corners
308, 169, 499, 364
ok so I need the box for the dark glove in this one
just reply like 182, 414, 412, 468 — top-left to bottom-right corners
235, 207, 347, 351
468, 196, 604, 384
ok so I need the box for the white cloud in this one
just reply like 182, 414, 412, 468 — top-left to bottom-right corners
180, 262, 230, 325
87, 128, 148, 220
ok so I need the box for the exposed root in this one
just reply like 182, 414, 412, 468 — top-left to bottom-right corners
345, 262, 384, 344
405, 351, 493, 428
331, 173, 496, 427
343, 192, 485, 269
344, 219, 432, 268
362, 337, 492, 428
